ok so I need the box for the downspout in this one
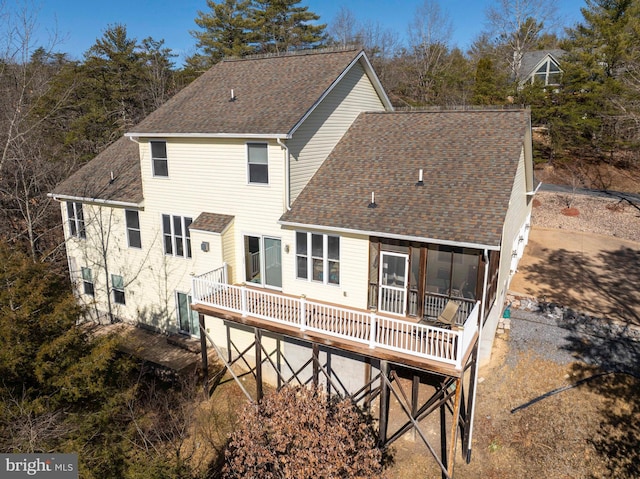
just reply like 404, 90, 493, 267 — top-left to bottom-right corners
277, 138, 291, 210
466, 248, 490, 462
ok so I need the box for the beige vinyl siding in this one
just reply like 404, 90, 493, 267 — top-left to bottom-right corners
280, 229, 370, 309
222, 224, 237, 284
498, 148, 532, 295
288, 61, 387, 202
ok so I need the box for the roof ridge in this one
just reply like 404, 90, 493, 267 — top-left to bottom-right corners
382, 105, 530, 113
222, 45, 361, 63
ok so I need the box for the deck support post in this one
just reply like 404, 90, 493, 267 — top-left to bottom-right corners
255, 328, 263, 401
312, 344, 320, 388
447, 378, 463, 478
199, 313, 208, 396
462, 352, 478, 462
379, 360, 390, 445
412, 373, 420, 440
440, 386, 448, 479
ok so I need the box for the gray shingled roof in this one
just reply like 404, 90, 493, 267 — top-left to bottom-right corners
51, 137, 143, 205
129, 48, 368, 136
190, 212, 234, 233
520, 49, 566, 78
279, 110, 530, 248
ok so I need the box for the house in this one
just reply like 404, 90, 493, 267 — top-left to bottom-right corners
50, 48, 534, 391
518, 49, 566, 88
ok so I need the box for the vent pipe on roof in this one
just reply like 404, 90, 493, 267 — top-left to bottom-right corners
230, 89, 236, 101
368, 191, 377, 208
416, 168, 424, 186
109, 171, 115, 184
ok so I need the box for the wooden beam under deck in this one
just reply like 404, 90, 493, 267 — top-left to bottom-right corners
192, 303, 477, 378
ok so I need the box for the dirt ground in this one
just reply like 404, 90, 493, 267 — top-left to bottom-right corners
386, 195, 640, 478
509, 227, 640, 326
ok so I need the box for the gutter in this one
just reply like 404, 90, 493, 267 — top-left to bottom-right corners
526, 181, 543, 196
465, 248, 491, 462
277, 220, 501, 251
124, 132, 289, 140
47, 193, 143, 209
277, 138, 291, 211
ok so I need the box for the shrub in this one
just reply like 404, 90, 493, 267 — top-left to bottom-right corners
222, 386, 386, 479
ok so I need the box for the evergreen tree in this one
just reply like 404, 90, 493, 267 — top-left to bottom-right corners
251, 0, 327, 54
189, 0, 256, 69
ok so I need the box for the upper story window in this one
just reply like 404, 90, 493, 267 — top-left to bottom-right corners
151, 141, 168, 177
125, 210, 141, 248
247, 143, 268, 184
162, 214, 192, 258
296, 232, 340, 285
81, 267, 94, 296
67, 202, 86, 239
111, 274, 126, 305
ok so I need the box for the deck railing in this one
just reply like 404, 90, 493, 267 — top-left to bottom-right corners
192, 275, 479, 370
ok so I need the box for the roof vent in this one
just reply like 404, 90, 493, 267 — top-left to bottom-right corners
230, 88, 236, 101
416, 168, 424, 186
109, 171, 115, 184
368, 191, 377, 209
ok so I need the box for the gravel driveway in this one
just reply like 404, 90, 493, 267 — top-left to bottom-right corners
506, 190, 640, 375
508, 304, 640, 376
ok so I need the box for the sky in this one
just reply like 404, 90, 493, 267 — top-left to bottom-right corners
19, 0, 588, 65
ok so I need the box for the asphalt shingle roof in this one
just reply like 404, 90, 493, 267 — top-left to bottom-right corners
190, 213, 235, 234
520, 49, 566, 78
130, 48, 365, 136
51, 137, 143, 204
279, 109, 530, 248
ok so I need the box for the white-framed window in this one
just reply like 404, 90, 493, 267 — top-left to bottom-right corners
81, 267, 94, 296
162, 214, 192, 258
125, 210, 141, 248
247, 143, 268, 184
66, 201, 86, 238
111, 274, 125, 305
296, 232, 340, 285
151, 140, 168, 177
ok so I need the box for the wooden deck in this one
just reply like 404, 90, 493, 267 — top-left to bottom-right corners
85, 322, 207, 373
191, 279, 480, 377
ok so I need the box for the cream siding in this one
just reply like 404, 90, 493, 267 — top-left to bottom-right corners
288, 61, 387, 202
280, 229, 370, 309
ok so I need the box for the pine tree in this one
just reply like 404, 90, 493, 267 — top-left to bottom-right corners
251, 0, 327, 54
189, 0, 256, 69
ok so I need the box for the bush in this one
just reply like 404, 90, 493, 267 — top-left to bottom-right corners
222, 386, 386, 479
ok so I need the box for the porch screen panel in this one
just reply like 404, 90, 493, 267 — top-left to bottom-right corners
451, 251, 479, 299
426, 248, 451, 295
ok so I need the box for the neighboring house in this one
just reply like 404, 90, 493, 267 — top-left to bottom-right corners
518, 49, 566, 88
50, 48, 534, 391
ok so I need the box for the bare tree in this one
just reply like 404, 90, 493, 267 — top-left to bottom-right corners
0, 3, 77, 260
401, 0, 454, 105
485, 0, 559, 81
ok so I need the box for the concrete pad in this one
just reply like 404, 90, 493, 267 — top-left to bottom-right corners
510, 227, 640, 326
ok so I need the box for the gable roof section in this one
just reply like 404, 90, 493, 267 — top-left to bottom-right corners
128, 48, 390, 138
190, 212, 234, 234
279, 109, 530, 249
520, 49, 566, 79
50, 137, 143, 206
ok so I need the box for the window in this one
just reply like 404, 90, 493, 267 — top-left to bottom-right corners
296, 232, 339, 285
162, 214, 192, 258
425, 246, 479, 300
177, 292, 199, 337
66, 202, 85, 238
247, 143, 268, 184
151, 141, 168, 177
111, 274, 125, 305
81, 267, 94, 296
125, 210, 141, 248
